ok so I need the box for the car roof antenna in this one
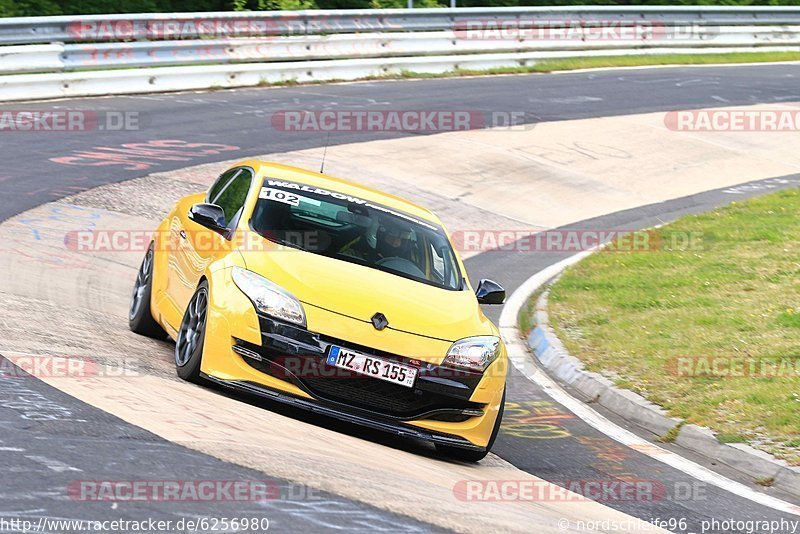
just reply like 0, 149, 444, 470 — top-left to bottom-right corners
320, 132, 330, 174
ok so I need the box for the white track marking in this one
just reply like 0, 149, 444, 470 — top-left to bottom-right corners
24, 456, 82, 473
499, 252, 800, 517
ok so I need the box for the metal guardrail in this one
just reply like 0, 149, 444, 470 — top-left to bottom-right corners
0, 7, 799, 101
48, 26, 800, 71
5, 7, 800, 45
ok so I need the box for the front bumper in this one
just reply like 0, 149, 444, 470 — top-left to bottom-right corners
233, 314, 488, 422
212, 315, 495, 450
200, 267, 505, 449
202, 373, 484, 451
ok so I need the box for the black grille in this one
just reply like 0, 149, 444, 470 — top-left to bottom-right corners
301, 366, 480, 419
302, 374, 428, 415
236, 339, 480, 420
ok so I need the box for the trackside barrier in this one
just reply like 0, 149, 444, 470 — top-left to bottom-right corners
1, 7, 799, 101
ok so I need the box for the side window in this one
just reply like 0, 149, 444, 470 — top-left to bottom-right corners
429, 239, 456, 287
207, 169, 240, 204
430, 243, 444, 278
213, 168, 253, 229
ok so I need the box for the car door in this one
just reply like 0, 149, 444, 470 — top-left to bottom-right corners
166, 167, 254, 323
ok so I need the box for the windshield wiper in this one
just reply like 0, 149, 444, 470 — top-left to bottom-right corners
268, 237, 305, 250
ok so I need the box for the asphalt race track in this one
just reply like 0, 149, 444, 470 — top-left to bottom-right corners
3, 63, 800, 222
1, 64, 799, 533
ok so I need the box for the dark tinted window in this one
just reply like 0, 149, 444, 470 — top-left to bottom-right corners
251, 179, 462, 290
212, 168, 253, 228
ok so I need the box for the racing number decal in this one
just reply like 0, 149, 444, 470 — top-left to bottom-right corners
259, 187, 300, 206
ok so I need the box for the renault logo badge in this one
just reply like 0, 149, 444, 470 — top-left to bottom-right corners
371, 312, 389, 331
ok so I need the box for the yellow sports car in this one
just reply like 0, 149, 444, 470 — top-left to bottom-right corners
129, 161, 507, 461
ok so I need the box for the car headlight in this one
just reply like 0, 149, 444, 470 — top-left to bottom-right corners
443, 336, 501, 372
232, 267, 306, 327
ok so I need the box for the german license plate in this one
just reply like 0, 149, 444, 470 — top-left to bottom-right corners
326, 346, 417, 388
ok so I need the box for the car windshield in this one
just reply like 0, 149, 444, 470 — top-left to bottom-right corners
250, 179, 463, 291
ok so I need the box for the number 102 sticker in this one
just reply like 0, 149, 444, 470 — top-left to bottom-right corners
259, 187, 300, 206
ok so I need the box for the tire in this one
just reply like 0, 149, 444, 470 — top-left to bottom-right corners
129, 243, 167, 339
437, 388, 505, 462
175, 280, 210, 384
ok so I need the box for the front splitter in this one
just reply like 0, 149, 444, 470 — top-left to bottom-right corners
201, 374, 485, 452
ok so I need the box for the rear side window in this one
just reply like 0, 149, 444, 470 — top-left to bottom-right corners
209, 168, 253, 229
207, 168, 240, 204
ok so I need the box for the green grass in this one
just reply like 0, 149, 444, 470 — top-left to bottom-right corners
717, 434, 748, 444
425, 51, 800, 78
395, 51, 800, 79
755, 476, 776, 487
518, 285, 546, 337
543, 189, 800, 465
504, 51, 800, 74
658, 421, 685, 444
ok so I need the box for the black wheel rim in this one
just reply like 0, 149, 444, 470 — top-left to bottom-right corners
176, 288, 208, 367
129, 247, 153, 321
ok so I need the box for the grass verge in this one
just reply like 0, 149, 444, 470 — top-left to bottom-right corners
477, 51, 800, 74
543, 188, 800, 465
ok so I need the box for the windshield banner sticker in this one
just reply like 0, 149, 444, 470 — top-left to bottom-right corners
262, 180, 438, 231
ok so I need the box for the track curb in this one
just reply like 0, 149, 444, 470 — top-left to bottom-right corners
527, 280, 800, 500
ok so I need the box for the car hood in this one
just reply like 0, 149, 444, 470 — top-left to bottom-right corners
238, 246, 496, 342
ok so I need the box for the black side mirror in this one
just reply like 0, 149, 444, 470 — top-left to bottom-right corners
188, 203, 227, 234
476, 279, 506, 305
